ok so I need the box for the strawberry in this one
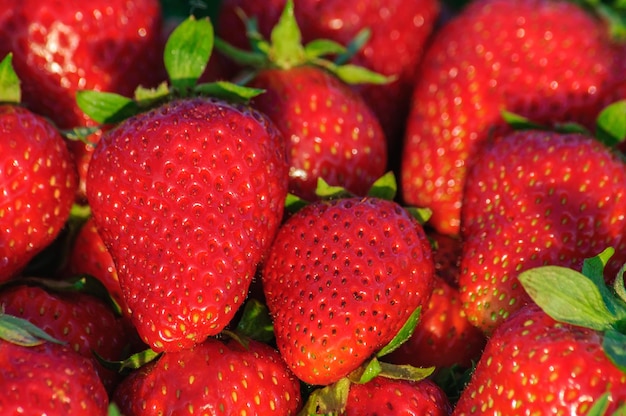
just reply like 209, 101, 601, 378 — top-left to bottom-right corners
0, 282, 132, 392
458, 130, 626, 334
401, 0, 619, 235
216, 0, 441, 146
453, 303, 626, 415
0, 313, 109, 415
112, 336, 302, 415
65, 216, 127, 315
345, 377, 452, 415
0, 0, 165, 201
261, 195, 435, 385
430, 231, 463, 287
0, 56, 77, 282
216, 0, 388, 201
385, 277, 486, 370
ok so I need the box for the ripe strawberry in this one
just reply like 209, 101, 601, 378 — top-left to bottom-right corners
86, 97, 289, 352
385, 277, 486, 370
0, 337, 109, 415
430, 231, 463, 287
0, 282, 131, 392
0, 102, 77, 282
113, 337, 302, 415
458, 130, 626, 334
401, 0, 618, 235
216, 0, 441, 146
345, 377, 452, 415
261, 196, 435, 385
65, 216, 127, 315
248, 65, 387, 201
452, 303, 626, 415
217, 1, 388, 201
0, 0, 165, 201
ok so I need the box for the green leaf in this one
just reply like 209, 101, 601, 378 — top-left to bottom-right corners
348, 357, 383, 384
298, 377, 351, 416
76, 90, 140, 124
586, 392, 611, 416
268, 0, 305, 69
214, 37, 268, 68
553, 121, 591, 136
334, 28, 371, 66
95, 348, 161, 372
367, 171, 397, 200
235, 298, 275, 343
405, 206, 433, 224
134, 81, 171, 107
323, 62, 392, 85
285, 193, 310, 214
0, 53, 20, 103
62, 126, 101, 144
602, 329, 626, 373
518, 265, 619, 331
107, 403, 123, 416
164, 16, 214, 93
581, 248, 626, 320
614, 264, 626, 304
376, 361, 435, 381
193, 81, 265, 102
0, 312, 65, 346
377, 306, 421, 357
315, 178, 354, 200
304, 39, 346, 60
596, 100, 626, 147
501, 110, 546, 131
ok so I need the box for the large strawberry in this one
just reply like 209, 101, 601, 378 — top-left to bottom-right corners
0, 0, 165, 201
459, 130, 626, 334
216, 0, 388, 201
401, 0, 619, 235
0, 313, 109, 415
0, 55, 77, 281
261, 192, 435, 386
113, 336, 302, 415
216, 0, 440, 147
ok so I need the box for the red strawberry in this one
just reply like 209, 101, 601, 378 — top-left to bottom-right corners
261, 196, 435, 385
453, 303, 626, 415
0, 103, 77, 281
217, 0, 441, 145
458, 130, 626, 334
86, 97, 289, 352
401, 0, 618, 235
66, 216, 127, 315
0, 282, 131, 392
249, 65, 387, 201
385, 277, 486, 370
217, 1, 388, 201
0, 0, 165, 201
113, 337, 302, 415
0, 337, 109, 415
430, 231, 463, 287
345, 377, 452, 415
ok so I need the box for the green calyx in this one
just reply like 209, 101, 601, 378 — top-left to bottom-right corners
0, 307, 65, 347
0, 53, 20, 104
76, 15, 263, 126
214, 0, 392, 86
518, 247, 626, 372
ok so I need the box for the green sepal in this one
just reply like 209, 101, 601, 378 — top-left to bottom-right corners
586, 392, 611, 416
62, 126, 101, 144
164, 15, 214, 94
95, 347, 161, 372
596, 99, 626, 147
349, 357, 382, 384
376, 305, 421, 358
214, 37, 268, 68
134, 81, 171, 108
367, 171, 397, 200
603, 329, 626, 372
501, 110, 545, 131
297, 377, 351, 416
319, 61, 393, 85
405, 206, 433, 225
581, 247, 626, 318
235, 298, 275, 344
334, 28, 371, 66
76, 90, 140, 124
613, 264, 626, 304
375, 361, 435, 381
315, 177, 354, 200
518, 264, 621, 332
304, 39, 347, 60
0, 310, 65, 346
268, 0, 305, 69
0, 53, 20, 104
108, 403, 123, 416
284, 193, 310, 214
194, 81, 265, 103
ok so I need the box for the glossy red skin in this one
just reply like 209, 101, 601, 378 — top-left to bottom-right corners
113, 337, 302, 415
249, 66, 387, 201
0, 105, 77, 281
0, 284, 130, 392
216, 0, 441, 145
401, 0, 617, 235
346, 377, 452, 415
0, 0, 165, 201
459, 131, 626, 334
86, 97, 289, 352
0, 338, 109, 415
453, 304, 626, 415
386, 277, 486, 369
262, 197, 435, 385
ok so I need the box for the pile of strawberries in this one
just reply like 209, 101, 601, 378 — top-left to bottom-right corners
1, 0, 626, 414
